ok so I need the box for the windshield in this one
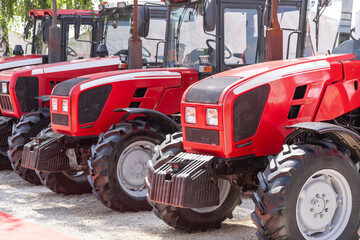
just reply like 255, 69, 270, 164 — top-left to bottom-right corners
303, 0, 360, 56
102, 12, 132, 56
101, 10, 166, 63
166, 4, 215, 68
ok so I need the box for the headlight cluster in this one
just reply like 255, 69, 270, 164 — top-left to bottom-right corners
62, 99, 68, 113
51, 98, 69, 113
1, 82, 7, 94
51, 98, 58, 111
185, 106, 218, 126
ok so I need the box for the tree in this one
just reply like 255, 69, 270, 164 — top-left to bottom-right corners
0, 0, 98, 57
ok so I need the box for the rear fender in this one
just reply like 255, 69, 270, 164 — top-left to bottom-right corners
115, 108, 180, 135
285, 122, 360, 162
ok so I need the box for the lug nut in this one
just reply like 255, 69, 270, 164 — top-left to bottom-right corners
320, 214, 324, 218
311, 199, 318, 205
316, 194, 320, 198
310, 208, 314, 212
322, 194, 326, 198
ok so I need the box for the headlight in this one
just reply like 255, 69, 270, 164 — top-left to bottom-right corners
1, 82, 7, 94
206, 108, 218, 126
62, 99, 68, 113
51, 98, 58, 111
185, 106, 196, 124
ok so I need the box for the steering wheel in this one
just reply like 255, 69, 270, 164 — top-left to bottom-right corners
142, 46, 151, 58
206, 39, 232, 59
67, 46, 77, 57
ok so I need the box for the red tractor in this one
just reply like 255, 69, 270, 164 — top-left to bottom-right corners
2, 3, 166, 182
21, 0, 307, 212
0, 9, 100, 170
0, 9, 99, 72
146, 0, 360, 238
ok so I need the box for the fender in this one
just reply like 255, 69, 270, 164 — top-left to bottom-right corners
114, 108, 180, 135
285, 122, 360, 161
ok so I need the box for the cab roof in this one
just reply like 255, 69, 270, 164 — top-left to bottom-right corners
29, 9, 99, 18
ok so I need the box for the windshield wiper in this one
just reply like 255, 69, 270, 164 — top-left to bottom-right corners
175, 4, 189, 62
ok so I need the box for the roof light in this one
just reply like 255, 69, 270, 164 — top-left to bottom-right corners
117, 2, 126, 8
99, 4, 105, 11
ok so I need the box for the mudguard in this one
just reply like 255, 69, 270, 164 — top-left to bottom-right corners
285, 122, 360, 161
115, 108, 180, 135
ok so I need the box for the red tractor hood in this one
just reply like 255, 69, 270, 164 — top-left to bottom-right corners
183, 54, 355, 104
0, 55, 43, 71
54, 67, 194, 96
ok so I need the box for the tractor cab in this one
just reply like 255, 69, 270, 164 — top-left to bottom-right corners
162, 0, 307, 79
88, 1, 168, 67
23, 9, 99, 61
0, 10, 99, 72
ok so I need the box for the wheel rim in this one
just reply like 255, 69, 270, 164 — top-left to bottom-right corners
117, 140, 156, 198
191, 179, 231, 213
296, 169, 352, 240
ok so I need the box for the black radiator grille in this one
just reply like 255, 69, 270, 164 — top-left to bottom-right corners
185, 127, 219, 145
0, 95, 13, 111
52, 113, 69, 126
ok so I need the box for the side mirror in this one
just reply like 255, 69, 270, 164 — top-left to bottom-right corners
203, 0, 216, 32
96, 44, 108, 57
42, 19, 52, 42
24, 20, 31, 39
138, 6, 150, 38
13, 45, 24, 56
263, 0, 270, 27
75, 15, 81, 40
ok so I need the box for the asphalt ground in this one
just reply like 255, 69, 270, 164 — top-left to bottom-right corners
0, 170, 257, 240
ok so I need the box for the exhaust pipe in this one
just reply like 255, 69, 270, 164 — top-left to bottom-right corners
48, 0, 62, 63
128, 0, 143, 69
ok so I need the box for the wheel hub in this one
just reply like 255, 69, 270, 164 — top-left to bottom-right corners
298, 180, 337, 232
296, 169, 352, 240
117, 141, 156, 198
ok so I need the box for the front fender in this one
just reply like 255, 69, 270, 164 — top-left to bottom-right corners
285, 122, 360, 161
114, 108, 180, 135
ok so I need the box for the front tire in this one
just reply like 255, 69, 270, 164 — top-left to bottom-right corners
36, 127, 92, 195
150, 132, 241, 232
252, 142, 360, 240
8, 109, 50, 185
89, 120, 165, 212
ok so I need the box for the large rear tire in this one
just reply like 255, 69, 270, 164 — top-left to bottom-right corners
88, 120, 165, 212
8, 109, 50, 185
36, 127, 92, 195
150, 132, 241, 232
252, 142, 360, 240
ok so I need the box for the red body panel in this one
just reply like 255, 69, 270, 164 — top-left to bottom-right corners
181, 54, 357, 159
51, 68, 198, 137
0, 55, 43, 71
0, 57, 121, 119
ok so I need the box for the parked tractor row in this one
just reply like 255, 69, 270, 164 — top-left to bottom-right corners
1, 0, 360, 239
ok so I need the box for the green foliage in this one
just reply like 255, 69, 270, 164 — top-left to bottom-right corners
0, 0, 100, 56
